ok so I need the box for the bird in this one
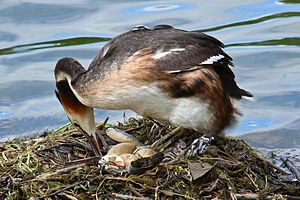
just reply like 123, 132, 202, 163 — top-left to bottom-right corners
54, 24, 252, 157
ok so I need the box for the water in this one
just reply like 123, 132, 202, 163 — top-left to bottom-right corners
0, 0, 299, 148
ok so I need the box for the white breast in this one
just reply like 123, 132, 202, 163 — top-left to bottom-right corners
102, 82, 215, 133
168, 97, 215, 132
76, 79, 216, 133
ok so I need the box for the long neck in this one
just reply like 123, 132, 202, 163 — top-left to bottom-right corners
55, 79, 84, 112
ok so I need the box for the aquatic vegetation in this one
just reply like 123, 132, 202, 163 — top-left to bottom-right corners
0, 117, 299, 199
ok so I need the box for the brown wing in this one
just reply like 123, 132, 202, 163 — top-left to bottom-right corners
88, 25, 252, 99
88, 25, 227, 72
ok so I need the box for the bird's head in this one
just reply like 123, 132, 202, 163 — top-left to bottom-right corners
54, 58, 102, 157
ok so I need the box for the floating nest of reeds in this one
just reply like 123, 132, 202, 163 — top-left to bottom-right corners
0, 117, 299, 200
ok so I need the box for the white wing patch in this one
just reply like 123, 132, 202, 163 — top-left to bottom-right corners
99, 44, 111, 59
153, 48, 185, 59
200, 54, 224, 65
165, 53, 225, 74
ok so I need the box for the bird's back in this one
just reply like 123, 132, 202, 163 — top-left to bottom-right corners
85, 25, 251, 99
70, 25, 252, 135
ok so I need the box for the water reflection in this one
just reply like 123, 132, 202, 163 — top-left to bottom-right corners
0, 2, 97, 23
233, 119, 278, 132
0, 0, 300, 148
0, 31, 16, 42
124, 3, 196, 14
0, 37, 110, 55
241, 119, 300, 148
1, 10, 299, 56
198, 12, 300, 33
278, 0, 300, 4
227, 37, 300, 47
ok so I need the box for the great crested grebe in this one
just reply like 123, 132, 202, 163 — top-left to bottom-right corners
54, 25, 252, 157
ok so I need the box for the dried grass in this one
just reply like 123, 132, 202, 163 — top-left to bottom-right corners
0, 117, 299, 200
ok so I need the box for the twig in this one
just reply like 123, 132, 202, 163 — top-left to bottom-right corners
280, 156, 300, 181
128, 184, 144, 197
235, 193, 300, 200
37, 163, 88, 180
245, 171, 259, 191
228, 183, 237, 200
96, 129, 109, 151
103, 117, 109, 127
242, 140, 288, 174
34, 181, 82, 200
112, 193, 150, 200
235, 193, 270, 199
155, 186, 159, 200
282, 195, 300, 200
148, 117, 166, 129
23, 123, 73, 155
264, 175, 268, 189
146, 186, 195, 200
65, 156, 100, 165
105, 176, 129, 181
95, 117, 110, 151
151, 127, 186, 151
125, 125, 145, 133
159, 189, 195, 200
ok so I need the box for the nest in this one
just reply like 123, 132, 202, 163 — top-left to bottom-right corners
0, 117, 299, 200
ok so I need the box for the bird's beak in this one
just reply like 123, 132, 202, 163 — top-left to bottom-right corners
75, 125, 102, 157
55, 89, 102, 157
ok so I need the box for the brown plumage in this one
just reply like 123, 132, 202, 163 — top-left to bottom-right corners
54, 25, 253, 156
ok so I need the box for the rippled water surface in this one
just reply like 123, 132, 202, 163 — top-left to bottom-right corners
0, 0, 300, 148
